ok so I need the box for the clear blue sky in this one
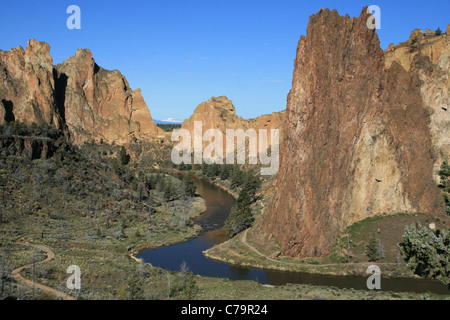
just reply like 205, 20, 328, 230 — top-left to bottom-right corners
1, 0, 449, 121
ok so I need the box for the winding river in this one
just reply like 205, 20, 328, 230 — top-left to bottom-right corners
136, 178, 449, 295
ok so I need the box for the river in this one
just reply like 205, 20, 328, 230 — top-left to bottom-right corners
136, 178, 449, 295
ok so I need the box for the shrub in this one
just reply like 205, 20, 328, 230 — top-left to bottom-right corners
398, 223, 449, 286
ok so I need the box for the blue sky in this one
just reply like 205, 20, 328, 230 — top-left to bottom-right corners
1, 1, 449, 121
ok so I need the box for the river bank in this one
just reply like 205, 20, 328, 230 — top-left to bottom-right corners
136, 175, 450, 296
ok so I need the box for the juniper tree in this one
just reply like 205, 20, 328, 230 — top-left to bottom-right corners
230, 165, 244, 189
366, 236, 380, 262
119, 146, 130, 166
182, 172, 196, 197
224, 187, 254, 237
398, 223, 449, 286
220, 164, 232, 180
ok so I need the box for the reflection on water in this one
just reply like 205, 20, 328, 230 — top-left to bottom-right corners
137, 178, 450, 295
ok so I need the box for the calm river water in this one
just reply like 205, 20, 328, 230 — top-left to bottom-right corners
136, 178, 449, 295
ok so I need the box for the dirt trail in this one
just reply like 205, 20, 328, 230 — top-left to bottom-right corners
11, 237, 75, 300
241, 228, 398, 268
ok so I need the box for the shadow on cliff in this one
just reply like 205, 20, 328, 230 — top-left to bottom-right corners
53, 69, 67, 125
1, 99, 15, 123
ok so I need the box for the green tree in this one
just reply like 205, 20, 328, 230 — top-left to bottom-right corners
224, 187, 254, 237
242, 170, 261, 200
230, 165, 244, 189
206, 163, 220, 179
435, 27, 442, 36
201, 163, 208, 176
119, 146, 130, 166
163, 179, 177, 201
220, 164, 232, 180
185, 272, 199, 299
398, 223, 449, 286
366, 236, 380, 262
182, 172, 196, 197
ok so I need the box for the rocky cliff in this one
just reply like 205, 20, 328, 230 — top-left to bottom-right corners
181, 96, 285, 150
0, 40, 162, 145
0, 124, 69, 160
262, 8, 447, 258
0, 40, 62, 129
385, 25, 450, 182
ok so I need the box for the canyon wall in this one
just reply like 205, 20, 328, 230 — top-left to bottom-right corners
385, 25, 450, 182
0, 40, 162, 145
181, 96, 285, 152
263, 8, 447, 258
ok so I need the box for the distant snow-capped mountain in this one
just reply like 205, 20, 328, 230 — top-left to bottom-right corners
153, 118, 184, 125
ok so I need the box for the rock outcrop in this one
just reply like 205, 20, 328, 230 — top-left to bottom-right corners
0, 40, 162, 145
385, 25, 449, 71
181, 96, 285, 149
0, 40, 62, 129
0, 125, 69, 160
385, 26, 450, 182
262, 8, 446, 258
54, 49, 163, 145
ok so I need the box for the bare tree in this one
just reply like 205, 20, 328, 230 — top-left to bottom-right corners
178, 260, 190, 288
166, 273, 172, 299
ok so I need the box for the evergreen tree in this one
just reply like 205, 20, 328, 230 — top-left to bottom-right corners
206, 163, 220, 179
201, 163, 208, 176
224, 187, 254, 237
220, 164, 232, 180
163, 179, 178, 201
366, 236, 380, 262
230, 165, 244, 189
398, 223, 449, 286
182, 172, 197, 197
185, 272, 199, 299
119, 146, 130, 166
242, 170, 261, 200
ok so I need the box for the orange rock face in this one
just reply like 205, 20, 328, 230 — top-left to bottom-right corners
262, 8, 445, 258
181, 96, 285, 151
54, 49, 162, 145
385, 25, 449, 71
385, 25, 450, 183
1, 40, 162, 145
0, 40, 62, 128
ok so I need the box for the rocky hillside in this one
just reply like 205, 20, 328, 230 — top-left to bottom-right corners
262, 8, 448, 258
385, 25, 450, 181
0, 40, 163, 145
181, 96, 285, 148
